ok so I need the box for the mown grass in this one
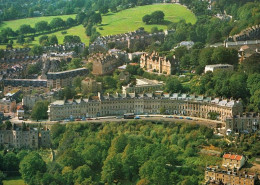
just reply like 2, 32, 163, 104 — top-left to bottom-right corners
98, 4, 196, 36
3, 176, 25, 185
0, 4, 196, 49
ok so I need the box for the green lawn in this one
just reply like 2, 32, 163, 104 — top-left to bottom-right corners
3, 176, 25, 185
98, 4, 196, 36
0, 14, 76, 31
0, 4, 196, 49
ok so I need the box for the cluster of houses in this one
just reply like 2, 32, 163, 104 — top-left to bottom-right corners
0, 27, 259, 151
89, 29, 174, 53
205, 154, 259, 184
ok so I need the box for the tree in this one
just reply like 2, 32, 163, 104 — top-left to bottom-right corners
151, 27, 159, 33
17, 35, 25, 44
198, 47, 214, 67
90, 13, 102, 24
30, 45, 43, 56
67, 58, 82, 69
211, 47, 238, 66
5, 121, 12, 130
66, 18, 75, 27
0, 171, 6, 185
49, 18, 65, 30
63, 35, 81, 44
49, 35, 58, 45
3, 152, 19, 172
19, 152, 46, 184
31, 101, 49, 121
240, 53, 260, 74
142, 15, 151, 24
35, 21, 49, 33
100, 5, 109, 14
39, 35, 49, 45
151, 11, 165, 24
160, 107, 166, 114
18, 24, 35, 35
0, 49, 3, 59
165, 78, 183, 93
76, 12, 86, 24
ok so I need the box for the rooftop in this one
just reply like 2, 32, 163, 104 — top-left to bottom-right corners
223, 154, 243, 161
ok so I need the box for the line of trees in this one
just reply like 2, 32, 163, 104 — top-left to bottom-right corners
0, 17, 77, 45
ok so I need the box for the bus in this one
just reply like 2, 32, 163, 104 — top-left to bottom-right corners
124, 113, 135, 119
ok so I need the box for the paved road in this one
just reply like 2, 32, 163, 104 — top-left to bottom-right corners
10, 115, 223, 129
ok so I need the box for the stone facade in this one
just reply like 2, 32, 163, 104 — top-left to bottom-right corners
22, 93, 55, 110
46, 68, 89, 89
89, 29, 174, 53
140, 52, 178, 75
81, 77, 102, 94
226, 113, 260, 134
4, 79, 48, 94
48, 92, 243, 121
204, 64, 234, 73
0, 127, 51, 149
205, 154, 257, 185
205, 167, 257, 185
230, 24, 260, 42
90, 52, 124, 75
122, 78, 164, 94
0, 98, 17, 113
222, 154, 246, 170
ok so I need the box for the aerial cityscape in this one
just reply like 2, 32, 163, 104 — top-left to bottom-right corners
0, 0, 259, 184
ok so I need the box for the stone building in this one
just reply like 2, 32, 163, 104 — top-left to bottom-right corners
89, 29, 174, 53
222, 154, 246, 170
81, 77, 102, 94
122, 78, 164, 94
119, 71, 130, 83
46, 68, 89, 89
205, 154, 257, 185
140, 52, 178, 75
0, 126, 51, 149
205, 167, 257, 185
4, 79, 48, 94
204, 64, 234, 73
0, 98, 17, 113
90, 52, 124, 75
231, 24, 260, 42
22, 93, 55, 110
225, 113, 260, 134
48, 92, 243, 121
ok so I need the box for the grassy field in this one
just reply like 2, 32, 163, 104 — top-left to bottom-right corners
0, 14, 76, 31
98, 4, 196, 36
0, 4, 196, 49
3, 176, 25, 185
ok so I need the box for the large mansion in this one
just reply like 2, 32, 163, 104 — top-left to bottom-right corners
140, 52, 179, 75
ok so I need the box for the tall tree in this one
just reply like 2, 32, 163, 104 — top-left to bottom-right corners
19, 152, 46, 184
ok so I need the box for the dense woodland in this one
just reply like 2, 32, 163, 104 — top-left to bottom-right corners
0, 121, 259, 185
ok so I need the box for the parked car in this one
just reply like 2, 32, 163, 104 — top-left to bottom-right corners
87, 118, 92, 120
186, 117, 192, 120
179, 117, 183, 119
134, 116, 140, 119
75, 118, 81, 121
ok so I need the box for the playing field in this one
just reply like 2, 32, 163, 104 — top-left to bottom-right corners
0, 4, 196, 48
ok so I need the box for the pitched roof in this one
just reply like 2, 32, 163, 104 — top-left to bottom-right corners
223, 154, 243, 161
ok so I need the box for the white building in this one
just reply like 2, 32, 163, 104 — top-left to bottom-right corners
204, 64, 233, 73
122, 78, 164, 94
